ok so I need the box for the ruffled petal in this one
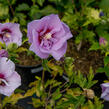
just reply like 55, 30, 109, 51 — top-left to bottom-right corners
51, 42, 67, 60
52, 22, 72, 50
0, 72, 21, 96
30, 30, 49, 59
1, 23, 22, 46
0, 57, 15, 78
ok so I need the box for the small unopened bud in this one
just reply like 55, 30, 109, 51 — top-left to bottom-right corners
83, 89, 95, 99
99, 37, 108, 47
99, 12, 104, 17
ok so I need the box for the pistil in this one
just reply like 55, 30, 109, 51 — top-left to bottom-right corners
5, 33, 11, 38
44, 33, 52, 39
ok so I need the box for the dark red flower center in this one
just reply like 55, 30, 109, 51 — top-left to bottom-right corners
0, 73, 6, 86
0, 28, 12, 39
2, 28, 11, 33
0, 73, 4, 78
38, 29, 51, 43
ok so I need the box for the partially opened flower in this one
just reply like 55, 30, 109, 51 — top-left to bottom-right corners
99, 37, 108, 47
27, 14, 72, 60
0, 57, 21, 96
0, 49, 8, 58
101, 83, 109, 101
0, 23, 22, 46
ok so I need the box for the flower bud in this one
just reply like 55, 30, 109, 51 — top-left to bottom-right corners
99, 37, 108, 47
99, 12, 104, 17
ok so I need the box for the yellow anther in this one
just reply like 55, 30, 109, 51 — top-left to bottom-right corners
44, 33, 51, 39
5, 33, 11, 38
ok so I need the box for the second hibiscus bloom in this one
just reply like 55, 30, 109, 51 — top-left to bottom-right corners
0, 23, 22, 46
27, 14, 72, 60
0, 57, 21, 96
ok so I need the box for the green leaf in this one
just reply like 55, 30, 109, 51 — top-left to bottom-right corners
7, 43, 18, 51
53, 93, 62, 101
74, 96, 85, 109
88, 67, 94, 81
82, 97, 104, 109
96, 67, 106, 73
15, 47, 28, 53
0, 4, 9, 19
10, 0, 16, 5
104, 66, 109, 77
24, 87, 36, 97
32, 98, 43, 108
89, 42, 100, 51
22, 38, 28, 44
15, 13, 26, 25
16, 3, 30, 11
56, 95, 85, 109
37, 0, 45, 6
100, 0, 109, 10
29, 5, 57, 19
0, 42, 6, 49
52, 88, 62, 100
97, 66, 109, 77
42, 59, 51, 73
104, 56, 109, 65
2, 93, 23, 107
14, 89, 25, 93
47, 60, 63, 76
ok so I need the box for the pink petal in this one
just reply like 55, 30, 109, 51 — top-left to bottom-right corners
47, 14, 63, 32
0, 57, 15, 78
27, 14, 62, 43
52, 22, 72, 50
1, 23, 22, 46
51, 42, 67, 60
0, 72, 21, 96
30, 30, 49, 59
27, 17, 48, 43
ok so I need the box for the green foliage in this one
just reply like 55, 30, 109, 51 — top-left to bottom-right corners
0, 42, 6, 49
82, 97, 104, 109
97, 55, 109, 77
1, 59, 102, 109
62, 10, 80, 30
56, 95, 85, 109
15, 13, 27, 26
64, 57, 74, 76
71, 67, 97, 89
104, 56, 109, 66
47, 60, 63, 76
83, 8, 101, 26
99, 0, 109, 10
6, 43, 19, 63
16, 3, 30, 11
36, 0, 45, 6
89, 42, 100, 51
75, 30, 95, 44
7, 43, 18, 51
0, 4, 9, 20
29, 5, 57, 19
2, 93, 23, 107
